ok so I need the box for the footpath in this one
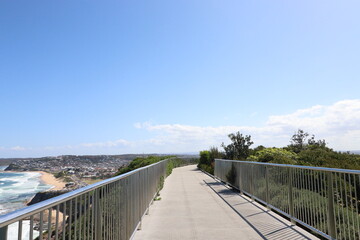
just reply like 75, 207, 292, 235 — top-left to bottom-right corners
134, 165, 318, 240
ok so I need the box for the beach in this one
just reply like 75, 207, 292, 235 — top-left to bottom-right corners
0, 170, 66, 216
36, 171, 65, 191
0, 171, 52, 215
0, 170, 67, 239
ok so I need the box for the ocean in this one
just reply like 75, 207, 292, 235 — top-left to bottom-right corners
0, 166, 53, 215
0, 166, 53, 239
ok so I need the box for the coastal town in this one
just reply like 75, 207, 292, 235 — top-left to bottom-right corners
2, 154, 143, 190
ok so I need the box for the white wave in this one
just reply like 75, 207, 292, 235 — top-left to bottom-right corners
0, 204, 7, 215
0, 172, 53, 215
7, 220, 39, 240
0, 165, 8, 171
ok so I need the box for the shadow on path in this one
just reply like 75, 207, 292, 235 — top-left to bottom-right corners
204, 180, 316, 240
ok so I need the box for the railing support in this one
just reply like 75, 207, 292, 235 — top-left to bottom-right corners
215, 159, 360, 240
238, 164, 243, 194
327, 172, 336, 239
251, 164, 254, 201
95, 189, 102, 240
265, 166, 269, 209
288, 168, 295, 225
0, 226, 7, 240
0, 158, 191, 240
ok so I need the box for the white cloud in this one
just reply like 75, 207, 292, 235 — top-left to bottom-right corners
266, 99, 360, 138
134, 122, 151, 129
81, 139, 131, 148
10, 146, 27, 151
135, 99, 360, 151
5, 99, 360, 157
250, 112, 258, 117
42, 139, 131, 152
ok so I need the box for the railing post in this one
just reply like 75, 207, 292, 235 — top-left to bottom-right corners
327, 172, 336, 239
137, 172, 142, 230
0, 226, 8, 240
265, 166, 269, 209
288, 168, 295, 225
95, 189, 102, 240
214, 159, 217, 178
251, 164, 254, 200
238, 163, 242, 194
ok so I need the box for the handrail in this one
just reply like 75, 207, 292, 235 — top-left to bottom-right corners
216, 158, 360, 174
215, 159, 360, 240
0, 159, 165, 228
0, 157, 195, 240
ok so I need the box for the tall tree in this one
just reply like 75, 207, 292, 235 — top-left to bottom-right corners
288, 129, 327, 153
288, 129, 309, 153
307, 135, 327, 148
221, 132, 253, 160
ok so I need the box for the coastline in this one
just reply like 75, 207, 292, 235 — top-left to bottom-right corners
35, 171, 66, 191
0, 170, 66, 215
24, 171, 67, 206
1, 170, 66, 191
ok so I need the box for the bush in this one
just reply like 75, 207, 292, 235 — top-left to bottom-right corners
199, 151, 211, 165
249, 148, 298, 164
197, 150, 215, 174
226, 163, 237, 185
166, 158, 192, 176
54, 171, 66, 178
198, 163, 214, 175
115, 156, 173, 175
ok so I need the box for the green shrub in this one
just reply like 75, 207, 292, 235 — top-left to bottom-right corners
115, 156, 174, 175
226, 163, 237, 185
249, 148, 298, 164
199, 151, 211, 165
197, 150, 215, 174
198, 163, 214, 175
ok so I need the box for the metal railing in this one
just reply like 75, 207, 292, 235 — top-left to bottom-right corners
0, 158, 180, 240
215, 159, 360, 240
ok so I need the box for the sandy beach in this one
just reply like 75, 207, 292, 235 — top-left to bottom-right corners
36, 171, 66, 191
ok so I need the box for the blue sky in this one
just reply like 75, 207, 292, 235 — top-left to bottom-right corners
1, 0, 360, 157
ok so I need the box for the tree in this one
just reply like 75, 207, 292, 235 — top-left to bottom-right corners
289, 129, 309, 153
307, 135, 327, 148
249, 148, 298, 164
199, 150, 211, 165
209, 146, 224, 160
221, 132, 254, 160
288, 129, 327, 153
198, 150, 214, 174
251, 145, 266, 156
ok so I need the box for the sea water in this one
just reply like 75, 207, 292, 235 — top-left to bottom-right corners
0, 166, 51, 239
0, 168, 52, 215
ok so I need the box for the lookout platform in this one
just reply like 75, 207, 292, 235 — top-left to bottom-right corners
133, 165, 318, 240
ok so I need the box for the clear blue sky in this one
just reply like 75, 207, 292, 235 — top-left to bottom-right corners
1, 0, 360, 157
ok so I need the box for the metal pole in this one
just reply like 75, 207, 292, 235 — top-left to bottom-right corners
0, 226, 8, 240
288, 168, 295, 225
265, 166, 269, 209
327, 172, 336, 239
95, 189, 102, 240
137, 173, 142, 231
238, 164, 242, 194
251, 164, 254, 200
18, 220, 22, 240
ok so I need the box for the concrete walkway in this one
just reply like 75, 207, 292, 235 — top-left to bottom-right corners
133, 165, 318, 240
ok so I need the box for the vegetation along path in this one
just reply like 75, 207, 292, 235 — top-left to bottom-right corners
133, 165, 318, 240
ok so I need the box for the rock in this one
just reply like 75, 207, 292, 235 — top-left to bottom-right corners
4, 163, 22, 171
27, 190, 70, 206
